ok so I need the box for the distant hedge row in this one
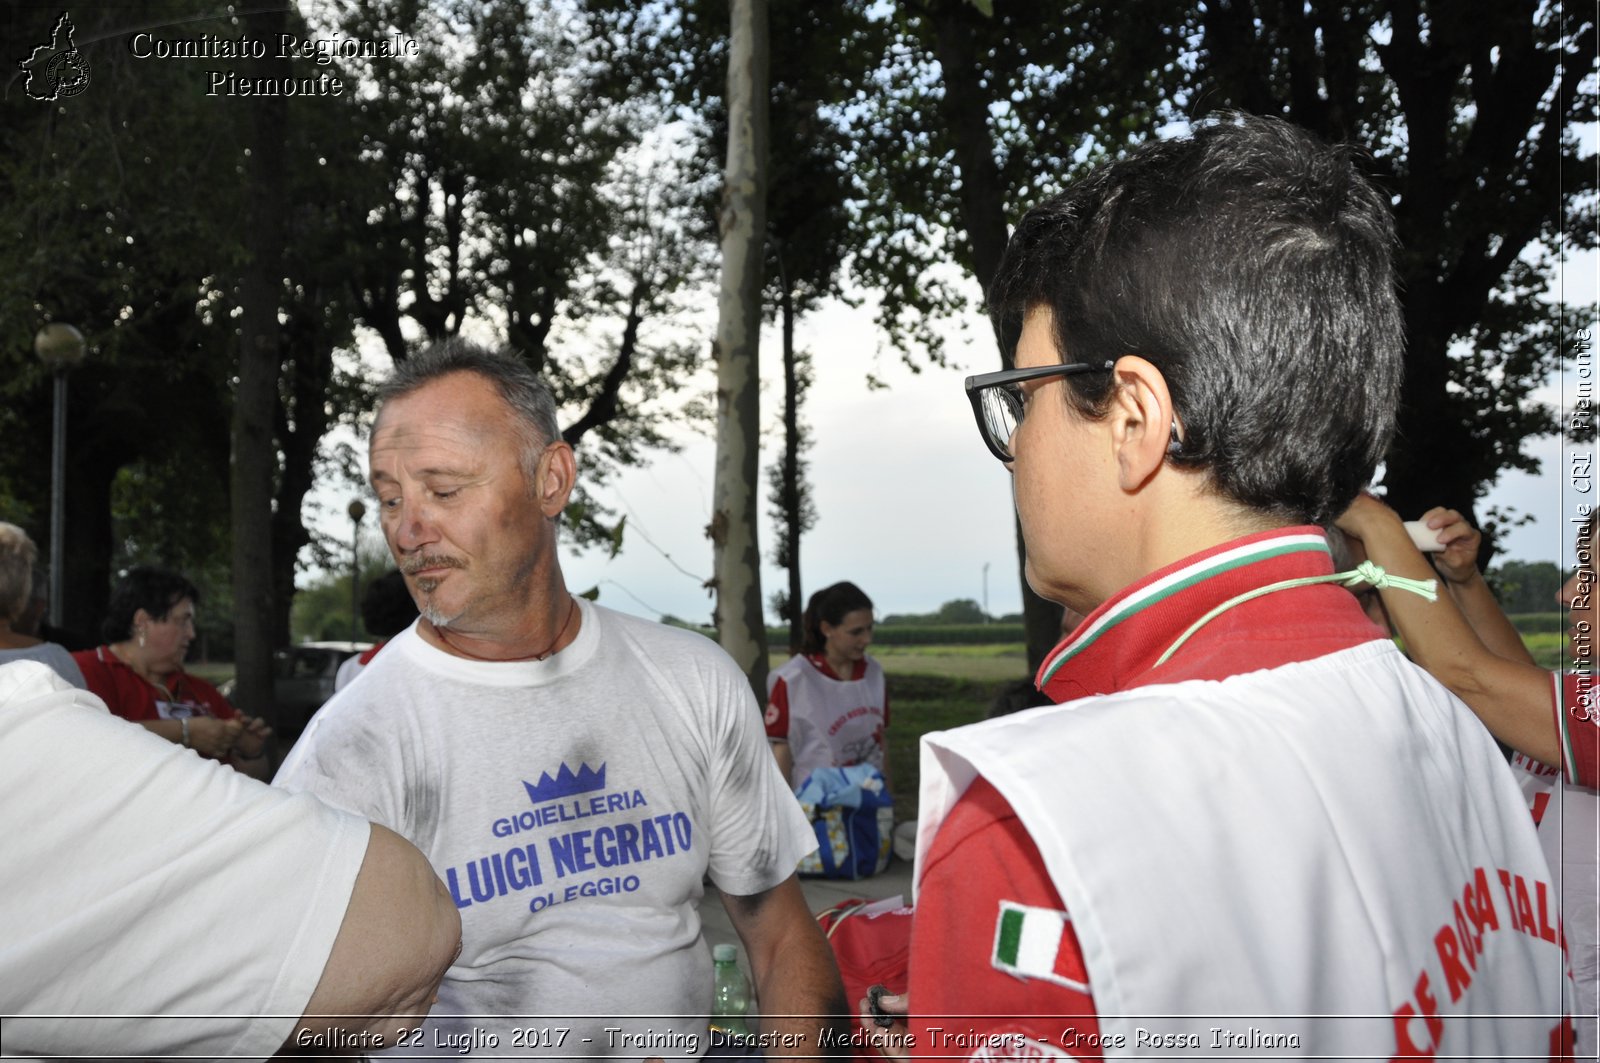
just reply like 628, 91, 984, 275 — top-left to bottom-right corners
763, 623, 1026, 646
683, 614, 1567, 645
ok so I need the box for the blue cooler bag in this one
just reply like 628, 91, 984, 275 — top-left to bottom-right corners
794, 764, 893, 879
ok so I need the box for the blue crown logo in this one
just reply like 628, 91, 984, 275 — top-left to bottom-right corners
524, 762, 606, 803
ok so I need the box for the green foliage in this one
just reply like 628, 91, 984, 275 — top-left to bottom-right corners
0, 3, 253, 629
1509, 612, 1568, 635
289, 543, 396, 644
839, 1, 1184, 363
881, 642, 1025, 658
1521, 632, 1570, 671
882, 598, 996, 625
764, 622, 1023, 645
333, 0, 713, 555
1177, 1, 1597, 522
1490, 562, 1567, 615
2, 0, 727, 639
934, 598, 987, 623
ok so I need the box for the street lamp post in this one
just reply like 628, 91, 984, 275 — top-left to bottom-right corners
348, 499, 366, 643
33, 323, 86, 625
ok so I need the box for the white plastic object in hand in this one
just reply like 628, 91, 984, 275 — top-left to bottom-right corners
1404, 520, 1445, 553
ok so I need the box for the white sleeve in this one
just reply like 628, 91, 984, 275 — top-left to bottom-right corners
333, 653, 363, 692
272, 688, 411, 836
0, 661, 369, 1062
703, 654, 817, 896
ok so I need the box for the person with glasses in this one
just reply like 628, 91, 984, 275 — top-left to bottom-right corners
869, 115, 1567, 1058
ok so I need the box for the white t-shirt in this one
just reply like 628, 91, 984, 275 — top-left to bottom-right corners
334, 651, 365, 692
275, 600, 815, 1058
0, 660, 369, 1062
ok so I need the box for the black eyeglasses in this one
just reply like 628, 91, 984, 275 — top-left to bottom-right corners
964, 360, 1116, 462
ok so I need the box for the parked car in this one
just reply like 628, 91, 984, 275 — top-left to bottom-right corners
221, 641, 370, 739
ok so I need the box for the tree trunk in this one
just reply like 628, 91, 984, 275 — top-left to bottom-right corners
927, 0, 1064, 671
928, 2, 1012, 306
271, 312, 336, 650
778, 261, 804, 654
709, 0, 771, 698
62, 455, 117, 647
232, 6, 288, 726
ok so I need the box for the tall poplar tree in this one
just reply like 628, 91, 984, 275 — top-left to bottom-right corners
710, 0, 772, 691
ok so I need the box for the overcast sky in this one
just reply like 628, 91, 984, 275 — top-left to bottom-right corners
553, 267, 1599, 626
308, 246, 1597, 630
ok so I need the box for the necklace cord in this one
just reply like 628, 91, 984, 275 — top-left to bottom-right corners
1154, 562, 1437, 669
432, 594, 578, 663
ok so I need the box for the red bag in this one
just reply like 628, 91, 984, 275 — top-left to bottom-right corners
816, 897, 914, 1059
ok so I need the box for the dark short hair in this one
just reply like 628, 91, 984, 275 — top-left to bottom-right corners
800, 581, 874, 656
989, 113, 1402, 526
362, 569, 419, 639
377, 339, 561, 480
103, 567, 199, 643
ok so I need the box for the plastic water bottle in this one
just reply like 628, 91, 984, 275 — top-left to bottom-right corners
709, 943, 752, 1040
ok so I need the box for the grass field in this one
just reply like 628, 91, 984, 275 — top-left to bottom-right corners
1523, 632, 1570, 671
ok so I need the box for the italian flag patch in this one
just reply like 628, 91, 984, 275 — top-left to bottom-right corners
991, 900, 1090, 992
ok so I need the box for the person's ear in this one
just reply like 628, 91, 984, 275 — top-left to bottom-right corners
535, 442, 578, 519
1106, 355, 1179, 493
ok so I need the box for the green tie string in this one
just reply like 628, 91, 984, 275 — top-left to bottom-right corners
1154, 562, 1438, 669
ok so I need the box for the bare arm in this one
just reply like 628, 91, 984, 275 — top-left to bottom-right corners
136, 715, 242, 760
282, 823, 462, 1052
1416, 505, 1539, 666
769, 737, 795, 788
1338, 494, 1560, 766
721, 873, 848, 1058
226, 713, 275, 780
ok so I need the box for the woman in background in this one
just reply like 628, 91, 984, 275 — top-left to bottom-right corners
0, 523, 84, 688
765, 581, 889, 789
74, 566, 272, 778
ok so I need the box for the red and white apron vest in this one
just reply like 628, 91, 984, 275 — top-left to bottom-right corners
918, 640, 1571, 1058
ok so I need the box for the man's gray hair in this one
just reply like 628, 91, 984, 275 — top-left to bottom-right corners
0, 523, 38, 625
377, 339, 562, 479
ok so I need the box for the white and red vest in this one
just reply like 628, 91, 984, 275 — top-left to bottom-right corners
767, 654, 887, 787
915, 528, 1571, 1058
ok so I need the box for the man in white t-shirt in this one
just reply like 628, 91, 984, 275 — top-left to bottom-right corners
276, 341, 844, 1058
0, 660, 461, 1061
